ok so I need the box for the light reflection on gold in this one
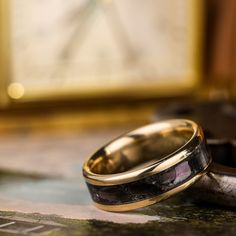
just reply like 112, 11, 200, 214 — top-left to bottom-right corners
83, 119, 204, 186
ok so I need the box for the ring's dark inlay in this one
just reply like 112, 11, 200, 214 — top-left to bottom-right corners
86, 142, 210, 205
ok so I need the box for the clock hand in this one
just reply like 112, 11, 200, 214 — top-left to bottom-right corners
100, 1, 138, 65
53, 0, 139, 82
59, 0, 138, 66
51, 0, 97, 81
103, 1, 155, 83
101, 1, 168, 81
59, 0, 97, 61
64, 1, 94, 26
101, 1, 156, 81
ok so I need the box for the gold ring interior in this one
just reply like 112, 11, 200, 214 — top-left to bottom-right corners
87, 122, 195, 175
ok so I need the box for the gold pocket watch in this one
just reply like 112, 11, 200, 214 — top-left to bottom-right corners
0, 0, 202, 106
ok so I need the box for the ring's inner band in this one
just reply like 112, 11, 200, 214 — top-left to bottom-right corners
88, 127, 194, 175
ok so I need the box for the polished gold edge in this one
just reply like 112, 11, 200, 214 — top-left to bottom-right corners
93, 167, 209, 212
83, 120, 204, 186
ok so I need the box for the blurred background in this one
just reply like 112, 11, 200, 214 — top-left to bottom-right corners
0, 0, 235, 172
0, 0, 235, 132
0, 1, 235, 233
0, 0, 235, 134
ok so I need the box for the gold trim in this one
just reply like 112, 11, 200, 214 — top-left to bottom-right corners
188, 0, 204, 92
83, 119, 205, 186
0, 0, 10, 107
93, 168, 208, 212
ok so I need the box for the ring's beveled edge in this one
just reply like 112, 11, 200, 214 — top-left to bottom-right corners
83, 119, 204, 186
85, 141, 211, 210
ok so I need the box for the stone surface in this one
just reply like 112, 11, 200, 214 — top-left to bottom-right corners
1, 193, 236, 236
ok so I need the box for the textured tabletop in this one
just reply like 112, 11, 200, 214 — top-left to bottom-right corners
0, 122, 235, 235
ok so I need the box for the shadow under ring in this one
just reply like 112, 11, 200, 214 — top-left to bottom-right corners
83, 119, 212, 212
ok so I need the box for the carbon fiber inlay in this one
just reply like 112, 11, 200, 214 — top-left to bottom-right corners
86, 142, 210, 205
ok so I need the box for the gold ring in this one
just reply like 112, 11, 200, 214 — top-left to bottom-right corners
83, 119, 211, 212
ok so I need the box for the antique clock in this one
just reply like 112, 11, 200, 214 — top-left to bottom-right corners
0, 0, 202, 106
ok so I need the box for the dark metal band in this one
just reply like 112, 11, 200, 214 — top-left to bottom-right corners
86, 141, 210, 206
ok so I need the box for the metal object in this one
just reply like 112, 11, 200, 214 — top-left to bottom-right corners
83, 119, 211, 212
154, 101, 236, 207
190, 139, 236, 207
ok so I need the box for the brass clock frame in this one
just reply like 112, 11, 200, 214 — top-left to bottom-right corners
0, 0, 203, 107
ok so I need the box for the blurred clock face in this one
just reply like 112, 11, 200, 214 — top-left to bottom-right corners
8, 0, 198, 100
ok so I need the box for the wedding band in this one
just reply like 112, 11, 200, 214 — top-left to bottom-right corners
83, 119, 211, 212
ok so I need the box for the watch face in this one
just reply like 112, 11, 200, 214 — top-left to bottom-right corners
6, 0, 200, 101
